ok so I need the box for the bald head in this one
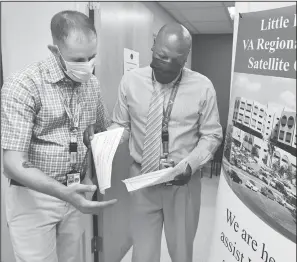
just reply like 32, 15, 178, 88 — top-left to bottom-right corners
150, 23, 191, 84
154, 23, 192, 63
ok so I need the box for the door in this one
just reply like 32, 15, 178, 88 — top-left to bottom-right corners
93, 2, 154, 262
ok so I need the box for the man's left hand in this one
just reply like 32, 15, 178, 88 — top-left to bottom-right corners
171, 162, 192, 186
83, 123, 106, 148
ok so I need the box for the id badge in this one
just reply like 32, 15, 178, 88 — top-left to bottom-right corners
69, 131, 78, 165
67, 171, 81, 187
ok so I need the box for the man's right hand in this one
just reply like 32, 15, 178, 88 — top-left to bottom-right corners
65, 184, 117, 215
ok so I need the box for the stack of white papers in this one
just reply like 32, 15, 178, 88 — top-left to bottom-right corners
91, 128, 124, 194
122, 163, 186, 192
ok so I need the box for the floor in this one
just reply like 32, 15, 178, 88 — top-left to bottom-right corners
121, 172, 220, 262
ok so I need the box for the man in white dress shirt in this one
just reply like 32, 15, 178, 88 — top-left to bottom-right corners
85, 23, 222, 262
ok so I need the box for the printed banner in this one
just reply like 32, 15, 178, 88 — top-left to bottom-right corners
208, 5, 296, 262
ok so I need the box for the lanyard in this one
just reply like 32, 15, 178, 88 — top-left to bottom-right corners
58, 87, 81, 129
151, 70, 183, 158
57, 86, 81, 170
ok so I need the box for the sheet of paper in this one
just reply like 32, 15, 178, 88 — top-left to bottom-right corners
122, 164, 185, 192
90, 128, 124, 194
123, 48, 139, 74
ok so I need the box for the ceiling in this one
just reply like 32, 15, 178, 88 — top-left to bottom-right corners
158, 1, 235, 34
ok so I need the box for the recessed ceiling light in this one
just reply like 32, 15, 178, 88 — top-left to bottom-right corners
228, 6, 236, 20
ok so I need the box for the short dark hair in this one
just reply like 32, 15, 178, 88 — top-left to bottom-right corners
51, 10, 96, 43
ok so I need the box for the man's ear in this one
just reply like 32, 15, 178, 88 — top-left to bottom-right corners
48, 44, 66, 69
47, 44, 59, 55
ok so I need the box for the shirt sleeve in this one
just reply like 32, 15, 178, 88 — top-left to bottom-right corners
95, 81, 112, 130
1, 76, 36, 152
185, 82, 223, 174
110, 75, 131, 142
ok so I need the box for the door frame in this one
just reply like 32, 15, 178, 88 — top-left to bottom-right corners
88, 8, 102, 262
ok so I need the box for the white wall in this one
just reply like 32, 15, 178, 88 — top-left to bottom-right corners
1, 3, 90, 262
1, 2, 88, 79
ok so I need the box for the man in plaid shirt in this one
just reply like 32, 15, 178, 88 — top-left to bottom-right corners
1, 10, 116, 262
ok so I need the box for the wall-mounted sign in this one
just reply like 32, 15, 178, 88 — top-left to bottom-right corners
123, 48, 139, 74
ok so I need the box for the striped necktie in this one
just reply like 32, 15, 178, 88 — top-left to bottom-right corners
141, 83, 165, 174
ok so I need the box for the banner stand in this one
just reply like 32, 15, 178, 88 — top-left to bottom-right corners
208, 3, 296, 262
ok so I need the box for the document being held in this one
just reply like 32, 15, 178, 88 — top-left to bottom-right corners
122, 164, 186, 192
91, 127, 124, 194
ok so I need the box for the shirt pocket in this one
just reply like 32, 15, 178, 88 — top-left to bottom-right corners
170, 94, 205, 129
35, 98, 66, 132
81, 103, 97, 125
128, 89, 151, 126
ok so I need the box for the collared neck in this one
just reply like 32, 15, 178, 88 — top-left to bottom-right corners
44, 53, 67, 84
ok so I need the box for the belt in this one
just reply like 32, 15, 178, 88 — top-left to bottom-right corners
10, 179, 67, 187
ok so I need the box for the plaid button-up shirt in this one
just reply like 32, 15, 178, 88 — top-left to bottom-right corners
1, 54, 110, 183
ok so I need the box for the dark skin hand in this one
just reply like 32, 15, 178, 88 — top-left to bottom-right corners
170, 163, 192, 186
83, 123, 105, 148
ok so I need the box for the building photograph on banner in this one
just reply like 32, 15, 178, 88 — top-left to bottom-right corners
208, 4, 296, 262
225, 72, 296, 240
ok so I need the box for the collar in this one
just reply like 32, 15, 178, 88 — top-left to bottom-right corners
44, 53, 67, 84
